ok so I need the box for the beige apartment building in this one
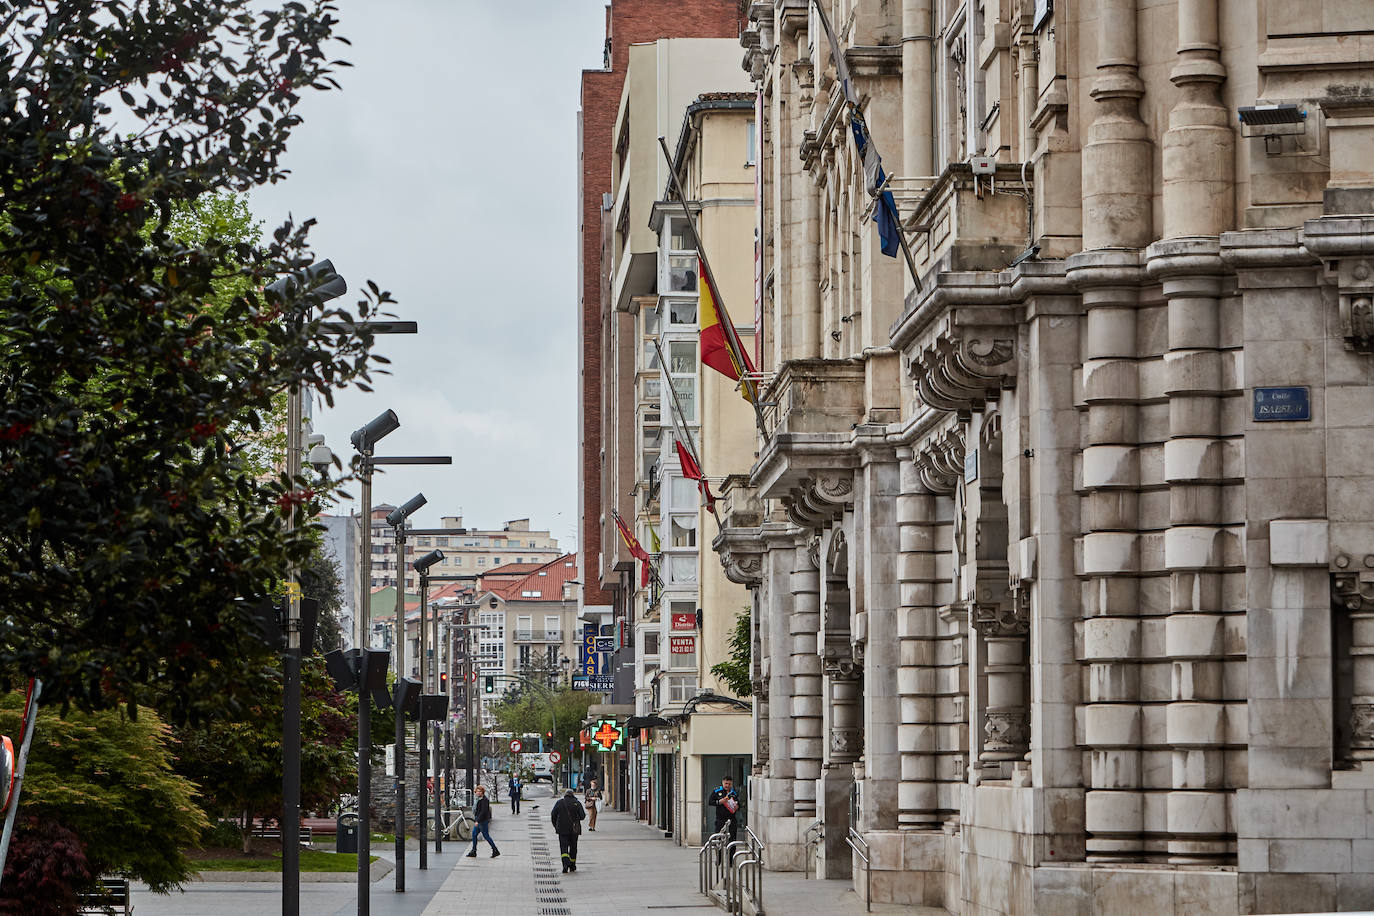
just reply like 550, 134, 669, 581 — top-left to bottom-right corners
368, 511, 560, 592
593, 36, 760, 843
706, 1, 1374, 913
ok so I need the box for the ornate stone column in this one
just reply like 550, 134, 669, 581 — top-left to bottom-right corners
790, 534, 824, 817
1081, 0, 1152, 250
896, 447, 949, 828
973, 597, 1030, 771
1068, 250, 1146, 862
1161, 0, 1232, 239
1336, 572, 1374, 761
1147, 239, 1236, 864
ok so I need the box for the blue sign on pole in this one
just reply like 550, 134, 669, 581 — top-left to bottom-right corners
1254, 386, 1311, 422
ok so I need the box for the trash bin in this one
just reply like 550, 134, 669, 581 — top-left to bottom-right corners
336, 812, 359, 854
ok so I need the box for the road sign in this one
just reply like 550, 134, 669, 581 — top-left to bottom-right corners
548, 751, 562, 764
509, 739, 522, 754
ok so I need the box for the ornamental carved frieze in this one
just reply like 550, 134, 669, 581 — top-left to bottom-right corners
908, 320, 1019, 414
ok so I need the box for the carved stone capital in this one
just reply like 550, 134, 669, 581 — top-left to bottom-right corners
971, 601, 1028, 638
830, 726, 863, 759
983, 711, 1030, 757
1334, 571, 1374, 611
822, 656, 860, 680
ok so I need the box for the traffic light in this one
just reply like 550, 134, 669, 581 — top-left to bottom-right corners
483, 676, 495, 694
440, 672, 448, 691
545, 731, 552, 738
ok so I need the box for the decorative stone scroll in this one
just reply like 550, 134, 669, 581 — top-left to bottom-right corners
914, 427, 966, 495
908, 318, 1019, 414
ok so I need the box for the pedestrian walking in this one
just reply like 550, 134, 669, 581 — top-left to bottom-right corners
510, 775, 523, 815
465, 785, 501, 858
708, 775, 742, 843
551, 787, 585, 873
583, 779, 603, 831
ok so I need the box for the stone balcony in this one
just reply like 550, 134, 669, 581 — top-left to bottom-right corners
893, 161, 1034, 281
752, 358, 865, 525
712, 475, 765, 586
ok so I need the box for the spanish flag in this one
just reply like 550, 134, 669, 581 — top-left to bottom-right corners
698, 256, 758, 404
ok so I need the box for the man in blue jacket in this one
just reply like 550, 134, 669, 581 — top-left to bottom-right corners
509, 775, 523, 815
708, 775, 741, 843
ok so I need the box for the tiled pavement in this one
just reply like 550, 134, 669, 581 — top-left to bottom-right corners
424, 796, 937, 915
134, 782, 938, 915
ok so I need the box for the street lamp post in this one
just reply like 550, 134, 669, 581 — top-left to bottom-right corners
412, 550, 446, 863
385, 493, 426, 887
266, 260, 348, 916
349, 409, 399, 916
417, 571, 482, 809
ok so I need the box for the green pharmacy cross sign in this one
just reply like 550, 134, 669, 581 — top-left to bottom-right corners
592, 719, 625, 750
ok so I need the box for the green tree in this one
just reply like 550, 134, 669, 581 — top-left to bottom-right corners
172, 657, 354, 853
0, 693, 209, 895
0, 1, 393, 721
488, 681, 599, 763
302, 543, 345, 655
710, 609, 753, 697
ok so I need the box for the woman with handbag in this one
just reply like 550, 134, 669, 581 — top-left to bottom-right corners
583, 779, 603, 831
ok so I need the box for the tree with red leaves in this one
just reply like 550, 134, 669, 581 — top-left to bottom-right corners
0, 1, 394, 722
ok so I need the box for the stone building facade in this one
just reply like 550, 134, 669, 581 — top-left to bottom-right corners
713, 0, 1374, 912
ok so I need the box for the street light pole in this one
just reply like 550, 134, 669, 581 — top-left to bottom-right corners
268, 259, 347, 916
350, 408, 401, 916
283, 377, 304, 914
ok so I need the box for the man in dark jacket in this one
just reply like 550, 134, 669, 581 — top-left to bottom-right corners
708, 775, 741, 843
509, 775, 522, 815
550, 788, 585, 873
465, 785, 500, 858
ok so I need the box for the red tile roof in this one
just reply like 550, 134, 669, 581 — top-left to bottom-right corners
485, 554, 579, 602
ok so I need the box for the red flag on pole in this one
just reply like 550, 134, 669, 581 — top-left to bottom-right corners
612, 510, 649, 563
675, 440, 717, 512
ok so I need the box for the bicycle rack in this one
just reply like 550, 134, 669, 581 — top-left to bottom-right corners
699, 826, 765, 915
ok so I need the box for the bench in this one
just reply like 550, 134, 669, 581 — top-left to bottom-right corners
251, 823, 314, 846
78, 877, 132, 915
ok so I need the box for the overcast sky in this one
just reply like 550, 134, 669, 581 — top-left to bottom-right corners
251, 1, 607, 549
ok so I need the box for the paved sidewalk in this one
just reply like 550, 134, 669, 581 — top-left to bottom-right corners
423, 802, 939, 915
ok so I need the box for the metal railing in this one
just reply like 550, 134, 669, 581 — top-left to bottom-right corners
802, 819, 822, 879
845, 828, 871, 913
699, 826, 765, 915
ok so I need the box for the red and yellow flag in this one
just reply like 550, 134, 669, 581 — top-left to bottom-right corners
698, 256, 757, 404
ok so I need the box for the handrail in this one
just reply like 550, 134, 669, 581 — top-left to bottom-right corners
802, 819, 822, 880
700, 826, 764, 916
845, 828, 871, 914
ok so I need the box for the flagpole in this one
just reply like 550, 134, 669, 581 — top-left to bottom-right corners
657, 137, 769, 438
813, 0, 922, 291
651, 337, 722, 526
